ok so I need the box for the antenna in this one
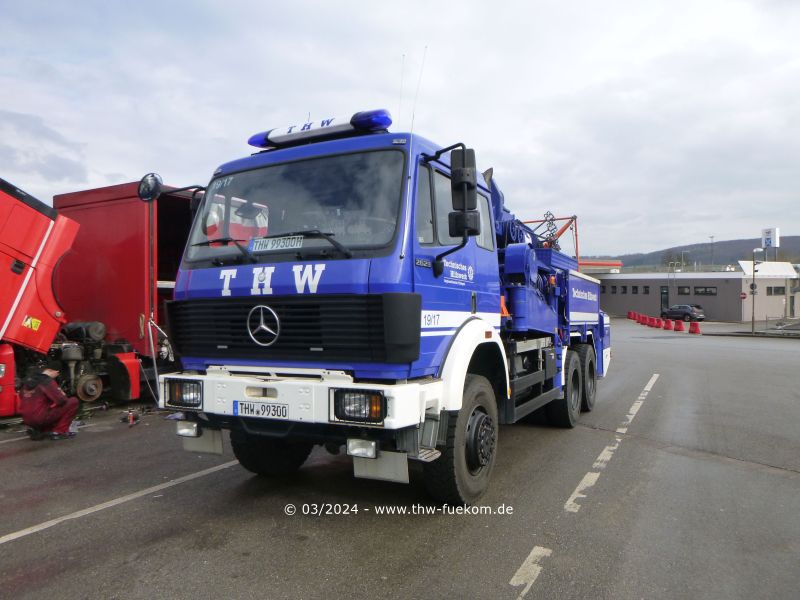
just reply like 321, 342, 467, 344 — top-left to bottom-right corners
398, 53, 405, 125
410, 45, 427, 136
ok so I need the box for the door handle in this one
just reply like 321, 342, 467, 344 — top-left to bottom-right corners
11, 259, 24, 275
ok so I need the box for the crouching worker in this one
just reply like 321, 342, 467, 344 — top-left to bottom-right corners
20, 362, 79, 441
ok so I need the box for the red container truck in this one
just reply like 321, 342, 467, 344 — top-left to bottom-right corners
0, 177, 194, 417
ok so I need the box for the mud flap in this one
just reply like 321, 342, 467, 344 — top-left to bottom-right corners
353, 450, 409, 483
182, 428, 224, 455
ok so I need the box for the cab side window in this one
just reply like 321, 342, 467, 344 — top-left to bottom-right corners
476, 193, 494, 251
433, 171, 461, 246
415, 166, 434, 244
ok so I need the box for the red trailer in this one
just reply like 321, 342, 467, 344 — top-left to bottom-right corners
52, 182, 194, 400
0, 177, 193, 417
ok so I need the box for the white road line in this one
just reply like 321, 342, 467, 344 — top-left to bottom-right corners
564, 471, 601, 513
592, 440, 621, 470
563, 373, 660, 513
0, 460, 238, 546
0, 422, 99, 445
512, 373, 661, 596
509, 546, 552, 599
0, 435, 33, 445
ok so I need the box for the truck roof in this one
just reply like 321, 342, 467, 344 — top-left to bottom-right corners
0, 177, 57, 219
213, 131, 487, 191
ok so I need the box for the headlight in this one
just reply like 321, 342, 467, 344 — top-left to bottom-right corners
165, 379, 203, 408
332, 389, 385, 424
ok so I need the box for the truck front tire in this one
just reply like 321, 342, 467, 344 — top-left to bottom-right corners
546, 349, 583, 428
424, 374, 498, 505
230, 431, 313, 476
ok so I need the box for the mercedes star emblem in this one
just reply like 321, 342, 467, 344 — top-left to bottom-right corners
247, 305, 280, 347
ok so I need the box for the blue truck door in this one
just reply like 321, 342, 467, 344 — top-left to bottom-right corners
411, 163, 499, 371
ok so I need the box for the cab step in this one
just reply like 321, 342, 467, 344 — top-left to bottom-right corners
412, 448, 442, 463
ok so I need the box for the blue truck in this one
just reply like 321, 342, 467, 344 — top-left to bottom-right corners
139, 109, 611, 504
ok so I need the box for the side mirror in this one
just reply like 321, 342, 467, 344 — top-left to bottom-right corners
450, 148, 477, 211
448, 210, 480, 238
138, 173, 163, 203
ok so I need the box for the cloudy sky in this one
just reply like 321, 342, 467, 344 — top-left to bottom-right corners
2, 0, 798, 255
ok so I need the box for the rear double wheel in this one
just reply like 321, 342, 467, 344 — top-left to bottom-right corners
424, 374, 498, 505
576, 344, 597, 412
230, 430, 313, 476
546, 348, 583, 427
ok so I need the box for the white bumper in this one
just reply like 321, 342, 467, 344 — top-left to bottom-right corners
160, 365, 442, 430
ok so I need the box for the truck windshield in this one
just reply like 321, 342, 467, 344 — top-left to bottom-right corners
184, 150, 405, 265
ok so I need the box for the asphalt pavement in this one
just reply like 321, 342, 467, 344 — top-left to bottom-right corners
1, 319, 798, 599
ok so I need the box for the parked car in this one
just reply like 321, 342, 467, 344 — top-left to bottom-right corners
661, 304, 705, 322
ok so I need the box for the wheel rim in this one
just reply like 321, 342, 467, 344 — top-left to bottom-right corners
465, 407, 496, 474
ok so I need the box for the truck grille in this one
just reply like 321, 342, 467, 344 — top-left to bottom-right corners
166, 294, 420, 364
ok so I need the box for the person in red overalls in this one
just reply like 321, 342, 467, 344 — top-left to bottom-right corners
20, 363, 79, 441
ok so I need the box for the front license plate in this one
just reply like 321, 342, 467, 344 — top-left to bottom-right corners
233, 400, 289, 419
250, 236, 304, 253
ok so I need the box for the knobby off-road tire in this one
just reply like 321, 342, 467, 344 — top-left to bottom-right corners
546, 348, 583, 428
576, 344, 597, 412
424, 374, 498, 506
230, 430, 313, 476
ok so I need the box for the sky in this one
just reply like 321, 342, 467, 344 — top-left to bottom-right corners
1, 0, 799, 256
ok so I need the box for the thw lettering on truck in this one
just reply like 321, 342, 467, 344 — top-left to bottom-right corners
219, 264, 327, 296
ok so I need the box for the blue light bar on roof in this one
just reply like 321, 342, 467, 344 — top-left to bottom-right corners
248, 109, 392, 148
351, 109, 393, 130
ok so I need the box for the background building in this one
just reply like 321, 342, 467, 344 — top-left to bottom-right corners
597, 263, 798, 322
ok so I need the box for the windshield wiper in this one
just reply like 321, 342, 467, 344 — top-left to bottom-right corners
191, 237, 257, 263
262, 230, 353, 258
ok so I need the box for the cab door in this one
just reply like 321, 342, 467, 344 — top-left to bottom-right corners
411, 163, 499, 374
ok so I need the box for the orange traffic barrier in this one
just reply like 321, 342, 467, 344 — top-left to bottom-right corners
627, 311, 633, 319
663, 319, 673, 330
689, 321, 702, 335
655, 318, 663, 328
649, 317, 658, 327
673, 319, 685, 332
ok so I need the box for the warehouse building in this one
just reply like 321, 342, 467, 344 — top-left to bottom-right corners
596, 262, 798, 322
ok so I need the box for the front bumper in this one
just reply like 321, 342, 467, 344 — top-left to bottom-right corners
160, 365, 438, 430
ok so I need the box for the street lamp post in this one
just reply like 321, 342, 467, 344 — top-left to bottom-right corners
680, 250, 690, 270
751, 247, 764, 335
709, 236, 714, 269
